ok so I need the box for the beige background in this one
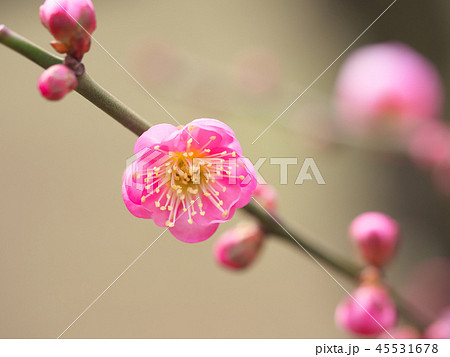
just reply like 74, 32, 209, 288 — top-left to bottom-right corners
1, 0, 449, 338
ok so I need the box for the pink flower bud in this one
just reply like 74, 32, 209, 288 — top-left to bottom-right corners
252, 183, 278, 212
335, 285, 397, 336
334, 42, 443, 133
214, 221, 264, 269
349, 212, 400, 267
425, 308, 450, 339
379, 326, 421, 339
38, 64, 77, 101
40, 0, 96, 60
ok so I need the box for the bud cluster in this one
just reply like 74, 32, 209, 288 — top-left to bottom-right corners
335, 212, 401, 336
37, 0, 97, 101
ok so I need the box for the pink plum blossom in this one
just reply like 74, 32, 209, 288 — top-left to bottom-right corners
122, 119, 257, 243
335, 284, 397, 336
349, 212, 400, 267
38, 64, 77, 100
40, 0, 96, 60
214, 221, 264, 269
252, 183, 278, 213
334, 42, 444, 133
425, 308, 450, 339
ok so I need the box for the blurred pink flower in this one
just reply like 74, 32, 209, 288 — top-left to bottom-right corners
349, 212, 400, 267
38, 64, 77, 100
334, 42, 443, 133
214, 221, 264, 269
335, 285, 397, 336
122, 119, 257, 243
425, 308, 450, 339
253, 183, 278, 213
40, 0, 96, 60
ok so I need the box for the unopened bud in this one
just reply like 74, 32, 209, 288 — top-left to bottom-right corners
214, 221, 264, 269
252, 183, 277, 213
38, 64, 77, 101
335, 285, 397, 336
40, 0, 96, 60
349, 212, 400, 267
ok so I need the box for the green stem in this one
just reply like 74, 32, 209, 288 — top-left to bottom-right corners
242, 200, 360, 279
0, 25, 149, 136
0, 24, 427, 331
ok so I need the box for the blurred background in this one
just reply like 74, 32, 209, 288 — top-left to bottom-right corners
1, 0, 449, 338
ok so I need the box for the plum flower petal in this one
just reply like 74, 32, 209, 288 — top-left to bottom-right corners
123, 119, 257, 243
133, 123, 180, 155
169, 216, 219, 243
122, 166, 152, 219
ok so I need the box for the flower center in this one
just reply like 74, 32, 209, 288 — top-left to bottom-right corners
137, 135, 245, 228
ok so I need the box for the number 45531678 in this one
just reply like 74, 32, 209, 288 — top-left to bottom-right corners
375, 344, 438, 354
